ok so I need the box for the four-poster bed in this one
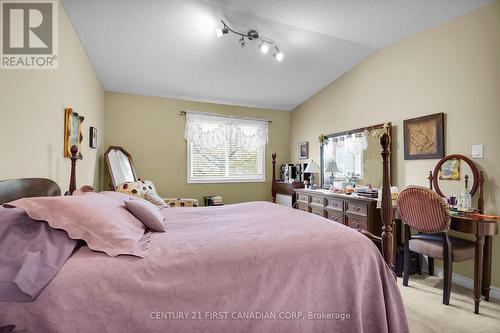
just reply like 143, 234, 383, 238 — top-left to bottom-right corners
271, 133, 395, 270
0, 140, 407, 332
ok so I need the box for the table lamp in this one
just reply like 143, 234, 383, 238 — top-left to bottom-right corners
325, 160, 340, 186
304, 160, 320, 189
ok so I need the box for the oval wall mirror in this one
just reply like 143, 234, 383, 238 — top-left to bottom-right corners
432, 154, 479, 198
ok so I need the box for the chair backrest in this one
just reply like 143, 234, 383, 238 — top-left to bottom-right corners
397, 185, 450, 233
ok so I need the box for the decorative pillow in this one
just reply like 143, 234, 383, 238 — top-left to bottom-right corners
73, 185, 95, 195
116, 180, 157, 198
5, 192, 151, 257
164, 198, 199, 207
125, 199, 166, 232
144, 191, 166, 206
101, 191, 138, 204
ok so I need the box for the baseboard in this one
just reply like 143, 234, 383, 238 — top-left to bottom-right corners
433, 267, 500, 301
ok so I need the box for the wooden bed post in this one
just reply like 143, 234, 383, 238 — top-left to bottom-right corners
428, 171, 433, 190
65, 145, 79, 196
380, 133, 394, 270
271, 153, 277, 203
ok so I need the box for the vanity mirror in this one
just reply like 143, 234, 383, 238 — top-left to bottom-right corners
430, 154, 484, 212
320, 123, 392, 190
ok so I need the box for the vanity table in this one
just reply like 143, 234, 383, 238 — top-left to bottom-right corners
393, 153, 499, 314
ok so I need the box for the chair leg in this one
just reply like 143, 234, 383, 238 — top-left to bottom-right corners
403, 224, 410, 287
428, 257, 434, 276
443, 233, 453, 305
418, 254, 422, 275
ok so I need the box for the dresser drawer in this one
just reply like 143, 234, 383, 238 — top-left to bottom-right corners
345, 214, 368, 231
297, 193, 310, 204
326, 209, 344, 223
311, 206, 326, 217
296, 203, 311, 213
310, 195, 326, 206
345, 201, 368, 217
326, 198, 343, 211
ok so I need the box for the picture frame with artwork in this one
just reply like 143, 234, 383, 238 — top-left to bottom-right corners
64, 107, 84, 159
298, 142, 308, 160
439, 158, 460, 180
89, 127, 97, 149
403, 112, 444, 160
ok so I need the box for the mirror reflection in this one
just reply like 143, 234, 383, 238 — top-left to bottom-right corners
108, 149, 135, 186
321, 124, 390, 190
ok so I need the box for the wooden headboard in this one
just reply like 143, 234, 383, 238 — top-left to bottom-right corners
0, 178, 61, 205
0, 144, 80, 203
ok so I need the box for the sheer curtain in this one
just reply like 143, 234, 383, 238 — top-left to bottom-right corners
184, 112, 268, 150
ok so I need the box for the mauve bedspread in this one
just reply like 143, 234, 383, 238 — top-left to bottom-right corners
0, 201, 408, 333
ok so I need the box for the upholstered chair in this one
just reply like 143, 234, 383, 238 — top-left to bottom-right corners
397, 186, 475, 305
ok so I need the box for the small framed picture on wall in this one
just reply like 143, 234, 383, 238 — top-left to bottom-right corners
89, 127, 97, 149
298, 142, 308, 160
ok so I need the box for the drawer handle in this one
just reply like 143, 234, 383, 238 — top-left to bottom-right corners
352, 206, 360, 211
332, 216, 338, 221
352, 221, 359, 227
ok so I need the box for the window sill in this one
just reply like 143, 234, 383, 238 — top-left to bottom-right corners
187, 178, 266, 184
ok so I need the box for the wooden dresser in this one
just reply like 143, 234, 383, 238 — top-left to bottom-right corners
295, 188, 383, 236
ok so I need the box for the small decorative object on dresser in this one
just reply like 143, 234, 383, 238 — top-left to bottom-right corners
304, 160, 320, 189
403, 112, 444, 160
298, 141, 308, 159
64, 107, 84, 158
89, 127, 97, 149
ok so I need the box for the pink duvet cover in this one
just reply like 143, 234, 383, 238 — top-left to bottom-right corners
0, 201, 408, 333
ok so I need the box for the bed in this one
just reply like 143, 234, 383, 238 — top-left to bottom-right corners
0, 137, 408, 333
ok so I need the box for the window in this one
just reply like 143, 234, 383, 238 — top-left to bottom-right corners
334, 150, 363, 179
185, 112, 267, 183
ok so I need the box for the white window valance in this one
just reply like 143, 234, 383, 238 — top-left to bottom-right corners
184, 112, 269, 150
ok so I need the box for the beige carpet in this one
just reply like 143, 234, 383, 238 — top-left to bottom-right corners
398, 274, 500, 333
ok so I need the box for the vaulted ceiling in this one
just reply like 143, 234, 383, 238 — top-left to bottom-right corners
62, 0, 492, 110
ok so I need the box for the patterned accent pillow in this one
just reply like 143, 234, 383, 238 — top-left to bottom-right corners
144, 191, 166, 206
116, 180, 157, 199
163, 198, 199, 207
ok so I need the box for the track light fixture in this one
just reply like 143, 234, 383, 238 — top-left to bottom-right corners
216, 19, 284, 62
273, 46, 284, 61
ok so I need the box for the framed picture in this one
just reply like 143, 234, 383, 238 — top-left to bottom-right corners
298, 142, 308, 160
403, 112, 444, 160
89, 127, 97, 149
439, 158, 460, 180
64, 107, 84, 158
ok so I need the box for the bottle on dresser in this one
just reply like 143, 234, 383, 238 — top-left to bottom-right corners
458, 175, 472, 211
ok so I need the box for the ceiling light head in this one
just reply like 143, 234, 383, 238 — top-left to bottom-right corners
274, 50, 284, 61
239, 36, 246, 48
247, 30, 259, 40
216, 26, 228, 38
259, 42, 269, 54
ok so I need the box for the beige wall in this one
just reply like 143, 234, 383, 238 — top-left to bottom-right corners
290, 1, 500, 286
105, 92, 290, 204
0, 3, 105, 191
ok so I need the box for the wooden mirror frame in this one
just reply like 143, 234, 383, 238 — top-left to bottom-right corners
104, 146, 138, 190
432, 154, 479, 197
64, 107, 84, 159
319, 122, 392, 189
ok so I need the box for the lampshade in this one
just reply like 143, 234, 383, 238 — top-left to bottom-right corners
325, 160, 339, 173
304, 160, 320, 173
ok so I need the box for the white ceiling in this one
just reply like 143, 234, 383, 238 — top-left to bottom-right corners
62, 0, 492, 111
